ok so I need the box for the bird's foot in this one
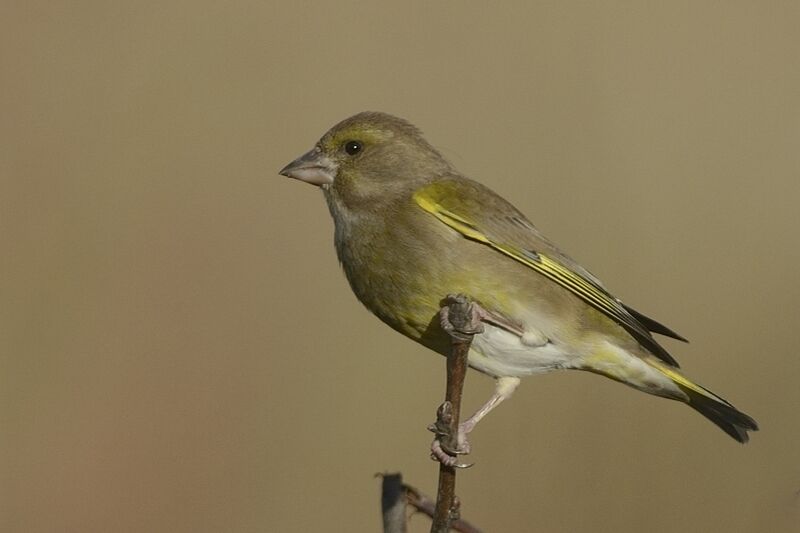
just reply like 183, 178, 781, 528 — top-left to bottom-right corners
428, 401, 474, 468
439, 294, 484, 341
441, 293, 525, 339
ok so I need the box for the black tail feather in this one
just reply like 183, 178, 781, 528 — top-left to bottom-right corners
623, 304, 688, 343
684, 388, 759, 443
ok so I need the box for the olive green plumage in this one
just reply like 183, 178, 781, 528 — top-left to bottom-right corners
280, 111, 758, 443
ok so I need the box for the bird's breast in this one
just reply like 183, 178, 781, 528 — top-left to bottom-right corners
329, 203, 467, 350
327, 193, 586, 367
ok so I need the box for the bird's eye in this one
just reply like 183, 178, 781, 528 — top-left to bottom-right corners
344, 140, 362, 155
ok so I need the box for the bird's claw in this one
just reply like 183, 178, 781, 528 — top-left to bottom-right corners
440, 294, 484, 341
430, 438, 474, 469
428, 401, 474, 468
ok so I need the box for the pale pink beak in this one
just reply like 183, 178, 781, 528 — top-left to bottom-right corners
279, 147, 336, 186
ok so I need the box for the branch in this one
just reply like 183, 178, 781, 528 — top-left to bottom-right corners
379, 474, 483, 533
430, 295, 479, 533
380, 472, 407, 533
406, 483, 483, 533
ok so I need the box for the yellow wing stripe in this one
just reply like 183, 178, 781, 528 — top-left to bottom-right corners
414, 191, 619, 317
413, 192, 491, 244
500, 244, 622, 319
413, 190, 679, 366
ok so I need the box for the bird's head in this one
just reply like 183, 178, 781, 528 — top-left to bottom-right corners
280, 112, 451, 207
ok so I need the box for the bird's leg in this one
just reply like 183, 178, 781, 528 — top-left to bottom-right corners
430, 376, 520, 466
429, 295, 483, 468
439, 297, 525, 339
430, 294, 523, 467
457, 376, 520, 446
478, 308, 526, 338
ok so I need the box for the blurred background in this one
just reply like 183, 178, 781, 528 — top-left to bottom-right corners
2, 2, 799, 532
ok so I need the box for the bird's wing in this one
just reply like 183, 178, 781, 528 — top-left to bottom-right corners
413, 178, 685, 367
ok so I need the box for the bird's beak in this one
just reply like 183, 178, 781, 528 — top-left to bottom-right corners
279, 148, 336, 186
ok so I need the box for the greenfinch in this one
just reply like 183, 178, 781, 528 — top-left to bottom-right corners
280, 111, 758, 454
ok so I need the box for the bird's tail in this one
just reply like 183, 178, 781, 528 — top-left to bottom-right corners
652, 361, 759, 443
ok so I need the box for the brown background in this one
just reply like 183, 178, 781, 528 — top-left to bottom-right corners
3, 2, 799, 532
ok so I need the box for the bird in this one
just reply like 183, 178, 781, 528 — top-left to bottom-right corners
279, 111, 758, 460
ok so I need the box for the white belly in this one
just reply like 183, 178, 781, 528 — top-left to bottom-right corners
468, 322, 577, 378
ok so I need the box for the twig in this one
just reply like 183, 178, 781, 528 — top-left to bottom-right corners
406, 483, 483, 533
430, 295, 479, 533
380, 472, 407, 533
